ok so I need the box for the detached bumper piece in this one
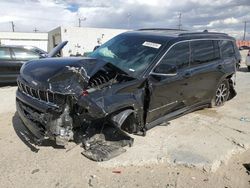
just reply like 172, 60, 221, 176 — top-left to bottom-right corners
82, 124, 134, 161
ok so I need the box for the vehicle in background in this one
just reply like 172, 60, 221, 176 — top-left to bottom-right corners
0, 45, 48, 83
245, 49, 250, 71
0, 42, 68, 84
239, 45, 250, 50
234, 46, 242, 70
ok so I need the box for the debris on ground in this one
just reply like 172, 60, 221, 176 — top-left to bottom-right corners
239, 117, 250, 122
81, 124, 134, 161
112, 170, 121, 174
31, 169, 40, 174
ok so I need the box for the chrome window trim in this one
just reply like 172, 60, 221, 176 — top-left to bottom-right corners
148, 101, 178, 113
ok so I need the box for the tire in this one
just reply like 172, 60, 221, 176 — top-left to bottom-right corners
248, 66, 250, 71
121, 113, 136, 134
211, 79, 230, 107
236, 63, 240, 70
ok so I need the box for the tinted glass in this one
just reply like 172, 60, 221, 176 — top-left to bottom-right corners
156, 42, 190, 70
219, 40, 235, 58
89, 34, 165, 77
0, 47, 11, 60
191, 40, 220, 66
12, 48, 40, 60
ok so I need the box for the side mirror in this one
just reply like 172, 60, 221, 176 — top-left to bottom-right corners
151, 64, 178, 76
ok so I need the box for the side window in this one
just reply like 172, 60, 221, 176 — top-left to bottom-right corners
190, 40, 220, 66
156, 42, 190, 70
12, 48, 40, 61
0, 47, 11, 60
219, 40, 235, 58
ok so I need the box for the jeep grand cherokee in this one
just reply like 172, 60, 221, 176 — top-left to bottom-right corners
16, 29, 239, 154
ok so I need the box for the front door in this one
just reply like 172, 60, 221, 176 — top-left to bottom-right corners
146, 41, 191, 123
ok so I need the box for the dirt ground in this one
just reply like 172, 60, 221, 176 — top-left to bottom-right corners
0, 65, 250, 187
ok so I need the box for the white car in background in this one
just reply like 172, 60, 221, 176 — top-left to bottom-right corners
246, 50, 250, 71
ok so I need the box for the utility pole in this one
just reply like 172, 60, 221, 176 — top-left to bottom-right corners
33, 28, 38, 33
177, 12, 182, 30
127, 13, 131, 29
78, 17, 87, 27
243, 21, 248, 41
10, 21, 15, 32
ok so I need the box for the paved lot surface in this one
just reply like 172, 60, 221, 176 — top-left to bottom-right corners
0, 66, 249, 187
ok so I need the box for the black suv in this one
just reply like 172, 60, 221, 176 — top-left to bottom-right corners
16, 30, 239, 147
0, 45, 47, 83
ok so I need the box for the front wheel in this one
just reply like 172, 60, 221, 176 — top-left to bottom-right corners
211, 80, 230, 107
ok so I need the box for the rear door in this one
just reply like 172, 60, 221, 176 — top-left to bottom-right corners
0, 47, 16, 83
146, 41, 191, 123
184, 40, 223, 105
219, 40, 237, 72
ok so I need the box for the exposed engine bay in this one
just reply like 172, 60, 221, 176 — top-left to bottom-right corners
16, 57, 144, 161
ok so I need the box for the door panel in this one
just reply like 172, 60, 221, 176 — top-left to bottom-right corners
183, 61, 224, 105
146, 73, 188, 123
146, 41, 191, 123
185, 40, 223, 105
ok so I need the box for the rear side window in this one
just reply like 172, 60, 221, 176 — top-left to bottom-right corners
219, 40, 235, 58
191, 40, 220, 66
12, 48, 40, 61
0, 47, 11, 60
158, 42, 190, 70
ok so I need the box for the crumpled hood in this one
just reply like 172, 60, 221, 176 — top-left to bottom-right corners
21, 57, 107, 83
20, 57, 127, 96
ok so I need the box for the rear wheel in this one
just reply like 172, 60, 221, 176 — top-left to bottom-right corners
211, 80, 230, 107
248, 66, 250, 71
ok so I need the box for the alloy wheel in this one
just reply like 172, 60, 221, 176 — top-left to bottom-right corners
215, 82, 228, 106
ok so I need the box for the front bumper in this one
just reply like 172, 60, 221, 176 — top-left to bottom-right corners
16, 100, 46, 141
16, 89, 67, 144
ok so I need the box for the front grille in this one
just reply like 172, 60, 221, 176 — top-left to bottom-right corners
17, 80, 65, 106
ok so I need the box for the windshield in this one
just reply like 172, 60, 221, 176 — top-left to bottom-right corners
89, 33, 165, 77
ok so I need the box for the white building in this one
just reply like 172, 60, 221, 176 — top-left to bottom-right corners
48, 26, 127, 57
0, 32, 48, 51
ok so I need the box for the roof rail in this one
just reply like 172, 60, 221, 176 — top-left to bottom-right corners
179, 30, 228, 37
137, 28, 187, 31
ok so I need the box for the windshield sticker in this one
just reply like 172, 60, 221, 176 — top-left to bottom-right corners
142, 41, 161, 49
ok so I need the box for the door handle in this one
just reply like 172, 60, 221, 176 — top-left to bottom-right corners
217, 64, 223, 70
183, 72, 191, 78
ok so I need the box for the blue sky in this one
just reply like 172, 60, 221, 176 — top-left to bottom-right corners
66, 2, 79, 12
0, 0, 249, 39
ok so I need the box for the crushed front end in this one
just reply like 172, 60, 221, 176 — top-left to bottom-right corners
16, 79, 74, 145
16, 57, 144, 160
